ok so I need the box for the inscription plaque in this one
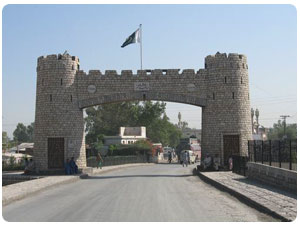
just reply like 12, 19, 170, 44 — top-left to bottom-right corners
87, 85, 96, 93
187, 83, 196, 92
134, 82, 150, 91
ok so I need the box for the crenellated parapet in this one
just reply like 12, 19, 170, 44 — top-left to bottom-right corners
37, 54, 80, 72
77, 68, 207, 79
205, 52, 248, 70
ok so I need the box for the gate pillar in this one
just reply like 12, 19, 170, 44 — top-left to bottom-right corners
34, 54, 86, 172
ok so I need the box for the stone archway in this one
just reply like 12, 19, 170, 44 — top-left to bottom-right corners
78, 91, 207, 109
34, 52, 252, 171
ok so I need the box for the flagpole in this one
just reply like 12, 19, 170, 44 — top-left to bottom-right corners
139, 24, 143, 70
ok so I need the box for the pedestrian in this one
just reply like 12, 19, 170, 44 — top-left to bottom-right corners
24, 158, 35, 174
64, 158, 71, 175
182, 151, 189, 167
96, 153, 103, 169
228, 155, 233, 171
24, 158, 29, 167
168, 151, 172, 164
70, 157, 78, 174
213, 154, 220, 171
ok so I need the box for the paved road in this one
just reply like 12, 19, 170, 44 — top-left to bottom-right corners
2, 164, 278, 222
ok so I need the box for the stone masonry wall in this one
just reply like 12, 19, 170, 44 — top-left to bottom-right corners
34, 52, 252, 171
247, 162, 297, 192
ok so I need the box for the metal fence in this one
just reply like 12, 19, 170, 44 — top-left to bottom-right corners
248, 140, 297, 171
87, 155, 148, 167
232, 155, 248, 176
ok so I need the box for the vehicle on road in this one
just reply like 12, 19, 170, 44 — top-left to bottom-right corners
179, 150, 196, 164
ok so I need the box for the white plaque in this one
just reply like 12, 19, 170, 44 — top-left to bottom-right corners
87, 85, 96, 93
187, 83, 196, 92
134, 82, 150, 91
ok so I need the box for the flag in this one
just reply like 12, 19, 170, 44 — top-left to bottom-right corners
121, 28, 140, 48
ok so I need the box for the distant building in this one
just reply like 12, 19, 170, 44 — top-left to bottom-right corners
251, 108, 269, 140
104, 127, 147, 145
8, 143, 34, 155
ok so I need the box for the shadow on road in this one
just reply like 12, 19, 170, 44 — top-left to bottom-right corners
85, 174, 194, 180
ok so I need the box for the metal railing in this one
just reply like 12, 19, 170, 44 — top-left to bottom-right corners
248, 140, 297, 171
232, 155, 248, 176
87, 155, 148, 167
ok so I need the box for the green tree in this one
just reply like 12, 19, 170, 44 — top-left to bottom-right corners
12, 122, 34, 143
267, 120, 297, 140
27, 122, 34, 142
13, 123, 29, 143
2, 131, 9, 151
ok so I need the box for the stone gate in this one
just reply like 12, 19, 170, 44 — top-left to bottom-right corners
34, 52, 252, 171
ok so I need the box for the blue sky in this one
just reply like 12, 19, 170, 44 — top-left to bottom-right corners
2, 4, 297, 138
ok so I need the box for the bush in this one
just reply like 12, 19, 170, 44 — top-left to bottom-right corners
2, 160, 25, 171
106, 140, 152, 156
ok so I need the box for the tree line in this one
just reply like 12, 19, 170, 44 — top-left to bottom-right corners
85, 101, 182, 149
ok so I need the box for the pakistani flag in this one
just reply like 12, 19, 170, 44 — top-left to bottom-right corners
121, 28, 140, 48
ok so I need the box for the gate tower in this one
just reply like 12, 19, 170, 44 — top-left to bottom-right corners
34, 54, 86, 171
201, 52, 252, 163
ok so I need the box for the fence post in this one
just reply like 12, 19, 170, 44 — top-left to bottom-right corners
254, 140, 256, 163
269, 140, 272, 166
279, 141, 281, 168
248, 141, 250, 159
289, 140, 292, 170
261, 140, 264, 164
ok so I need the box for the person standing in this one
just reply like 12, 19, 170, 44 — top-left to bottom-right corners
182, 151, 189, 167
70, 157, 78, 174
168, 151, 172, 164
64, 158, 71, 175
24, 158, 29, 168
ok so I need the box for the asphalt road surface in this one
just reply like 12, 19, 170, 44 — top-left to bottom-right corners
2, 164, 278, 222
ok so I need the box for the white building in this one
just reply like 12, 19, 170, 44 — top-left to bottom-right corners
104, 127, 147, 145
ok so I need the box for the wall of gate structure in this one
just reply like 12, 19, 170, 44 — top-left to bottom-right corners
34, 52, 252, 171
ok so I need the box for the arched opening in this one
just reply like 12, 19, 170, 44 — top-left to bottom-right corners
83, 99, 203, 167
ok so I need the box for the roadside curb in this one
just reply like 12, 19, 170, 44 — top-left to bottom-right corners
195, 169, 289, 222
2, 176, 80, 206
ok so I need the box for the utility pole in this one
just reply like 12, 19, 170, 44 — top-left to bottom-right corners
280, 115, 290, 139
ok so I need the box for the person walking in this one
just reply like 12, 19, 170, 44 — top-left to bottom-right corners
96, 152, 103, 169
168, 151, 172, 164
182, 151, 189, 167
